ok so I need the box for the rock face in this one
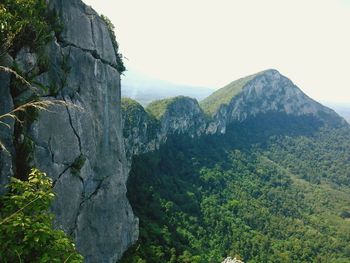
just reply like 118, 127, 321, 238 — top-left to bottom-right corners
0, 54, 14, 195
1, 0, 137, 262
157, 96, 207, 138
122, 96, 207, 159
121, 98, 160, 162
35, 1, 137, 262
209, 69, 347, 133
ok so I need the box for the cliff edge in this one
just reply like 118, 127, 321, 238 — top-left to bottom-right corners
0, 0, 138, 262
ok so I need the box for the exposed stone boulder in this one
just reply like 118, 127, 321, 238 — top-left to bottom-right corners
222, 257, 244, 263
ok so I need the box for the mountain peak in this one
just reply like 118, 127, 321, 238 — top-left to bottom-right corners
200, 70, 347, 128
200, 69, 282, 115
259, 68, 281, 75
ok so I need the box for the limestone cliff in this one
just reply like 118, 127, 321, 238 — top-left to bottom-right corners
1, 0, 137, 262
122, 98, 159, 162
122, 96, 207, 160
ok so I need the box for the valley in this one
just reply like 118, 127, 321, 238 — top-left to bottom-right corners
1, 0, 349, 262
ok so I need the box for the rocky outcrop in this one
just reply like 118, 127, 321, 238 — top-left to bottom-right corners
122, 98, 160, 162
209, 69, 347, 133
157, 96, 207, 138
222, 257, 244, 263
1, 0, 137, 262
122, 96, 207, 160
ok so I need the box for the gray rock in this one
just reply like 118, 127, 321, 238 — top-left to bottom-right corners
0, 53, 14, 195
222, 257, 244, 263
15, 47, 38, 74
122, 96, 208, 162
49, 0, 117, 66
19, 0, 138, 261
159, 96, 207, 138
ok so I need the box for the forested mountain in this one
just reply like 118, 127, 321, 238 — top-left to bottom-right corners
120, 71, 350, 262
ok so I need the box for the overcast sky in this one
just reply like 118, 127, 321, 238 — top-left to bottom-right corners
82, 0, 350, 104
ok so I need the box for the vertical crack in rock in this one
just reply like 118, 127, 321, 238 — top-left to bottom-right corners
48, 136, 55, 163
62, 97, 82, 153
70, 175, 85, 237
71, 199, 84, 237
88, 15, 97, 55
86, 178, 105, 201
103, 81, 110, 151
53, 166, 71, 187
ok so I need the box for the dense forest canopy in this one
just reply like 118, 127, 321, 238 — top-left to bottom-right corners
121, 113, 350, 263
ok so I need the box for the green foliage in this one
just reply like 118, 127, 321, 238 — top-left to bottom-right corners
263, 127, 350, 185
0, 0, 57, 55
0, 0, 62, 101
146, 96, 185, 120
0, 169, 83, 262
71, 155, 86, 176
121, 97, 160, 139
120, 117, 350, 262
100, 15, 126, 73
122, 97, 150, 127
200, 71, 265, 116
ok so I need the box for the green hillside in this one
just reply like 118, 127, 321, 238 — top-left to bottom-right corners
200, 71, 268, 116
146, 96, 187, 120
120, 114, 350, 263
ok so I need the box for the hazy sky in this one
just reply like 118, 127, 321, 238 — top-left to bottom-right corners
82, 0, 350, 104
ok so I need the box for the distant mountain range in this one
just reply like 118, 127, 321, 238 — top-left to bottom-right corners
121, 69, 214, 106
121, 69, 349, 123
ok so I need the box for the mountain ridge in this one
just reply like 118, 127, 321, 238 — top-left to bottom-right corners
122, 69, 348, 161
